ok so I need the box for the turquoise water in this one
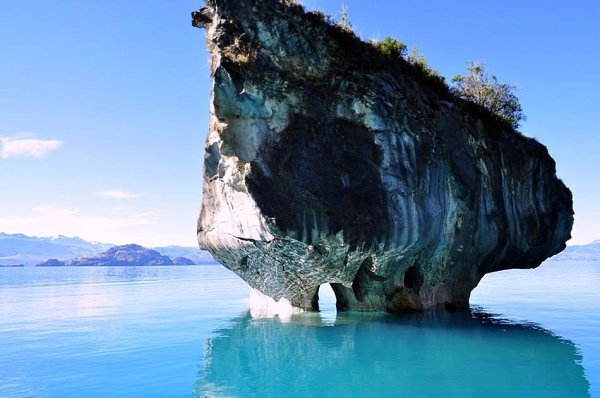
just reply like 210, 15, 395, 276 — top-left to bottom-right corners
0, 262, 598, 397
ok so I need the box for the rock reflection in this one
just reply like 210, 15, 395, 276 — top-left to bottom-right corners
196, 310, 590, 397
103, 266, 159, 281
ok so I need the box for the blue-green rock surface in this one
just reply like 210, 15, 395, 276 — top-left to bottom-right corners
194, 0, 573, 312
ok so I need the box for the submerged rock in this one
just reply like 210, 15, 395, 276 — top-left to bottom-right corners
194, 0, 573, 312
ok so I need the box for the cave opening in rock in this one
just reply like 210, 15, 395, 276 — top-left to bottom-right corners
403, 265, 423, 293
317, 283, 337, 317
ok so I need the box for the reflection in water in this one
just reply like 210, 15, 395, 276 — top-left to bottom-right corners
103, 266, 160, 282
196, 310, 590, 398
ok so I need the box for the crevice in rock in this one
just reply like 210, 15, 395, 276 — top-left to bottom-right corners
330, 283, 351, 312
352, 258, 387, 303
310, 286, 320, 311
352, 261, 370, 302
403, 265, 423, 293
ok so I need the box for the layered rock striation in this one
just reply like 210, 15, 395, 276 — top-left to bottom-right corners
194, 0, 573, 312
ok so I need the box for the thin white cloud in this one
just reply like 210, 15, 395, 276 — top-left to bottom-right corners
95, 189, 144, 199
0, 134, 64, 159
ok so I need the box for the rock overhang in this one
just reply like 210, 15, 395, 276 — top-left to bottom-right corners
193, 0, 573, 313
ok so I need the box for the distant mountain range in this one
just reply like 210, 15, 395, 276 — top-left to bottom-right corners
548, 240, 600, 262
0, 232, 215, 266
1, 232, 597, 266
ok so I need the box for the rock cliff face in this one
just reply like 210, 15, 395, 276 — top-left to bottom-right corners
194, 0, 573, 312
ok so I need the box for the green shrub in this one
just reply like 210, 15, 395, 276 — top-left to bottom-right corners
452, 62, 525, 128
375, 37, 408, 59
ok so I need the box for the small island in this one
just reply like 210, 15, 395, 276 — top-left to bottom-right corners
36, 244, 197, 266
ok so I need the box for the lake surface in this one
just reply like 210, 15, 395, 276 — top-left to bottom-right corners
0, 261, 598, 397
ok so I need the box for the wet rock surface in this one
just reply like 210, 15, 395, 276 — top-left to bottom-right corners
194, 0, 573, 312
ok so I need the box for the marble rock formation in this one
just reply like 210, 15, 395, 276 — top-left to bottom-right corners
193, 0, 573, 312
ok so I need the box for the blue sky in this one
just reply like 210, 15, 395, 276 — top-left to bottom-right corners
1, 1, 598, 247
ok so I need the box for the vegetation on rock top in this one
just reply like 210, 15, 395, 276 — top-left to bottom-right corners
271, 0, 526, 131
